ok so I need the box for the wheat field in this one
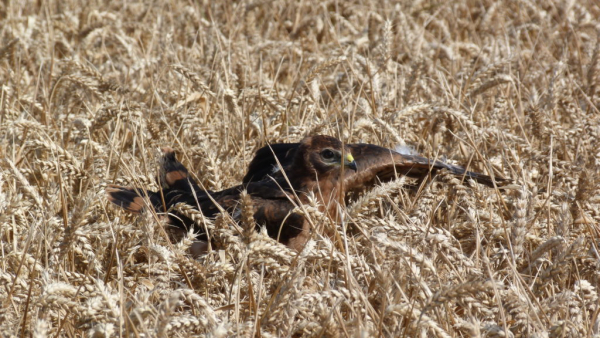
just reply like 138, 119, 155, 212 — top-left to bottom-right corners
1, 0, 600, 336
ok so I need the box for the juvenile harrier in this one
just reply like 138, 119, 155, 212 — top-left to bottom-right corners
107, 135, 508, 251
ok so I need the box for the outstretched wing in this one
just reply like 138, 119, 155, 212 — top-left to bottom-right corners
106, 184, 205, 214
159, 147, 214, 196
107, 147, 213, 228
107, 147, 298, 233
344, 143, 507, 192
106, 185, 158, 214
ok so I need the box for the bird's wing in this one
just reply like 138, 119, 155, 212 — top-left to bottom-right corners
251, 196, 306, 248
108, 144, 294, 216
198, 178, 306, 248
344, 143, 508, 191
194, 179, 292, 219
106, 185, 158, 214
242, 177, 307, 247
107, 146, 307, 250
159, 147, 214, 197
107, 147, 213, 227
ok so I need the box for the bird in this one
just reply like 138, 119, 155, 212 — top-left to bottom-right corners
107, 135, 509, 252
107, 135, 358, 251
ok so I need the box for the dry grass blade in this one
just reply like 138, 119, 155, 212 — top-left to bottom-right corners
0, 38, 19, 60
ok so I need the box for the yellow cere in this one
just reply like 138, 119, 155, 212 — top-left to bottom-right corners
346, 153, 355, 163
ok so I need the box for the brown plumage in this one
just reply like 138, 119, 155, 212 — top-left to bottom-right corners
107, 135, 509, 252
107, 136, 357, 251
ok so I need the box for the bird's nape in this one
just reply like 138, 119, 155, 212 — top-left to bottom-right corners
242, 142, 299, 184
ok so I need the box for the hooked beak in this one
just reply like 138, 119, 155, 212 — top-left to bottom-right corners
344, 153, 358, 171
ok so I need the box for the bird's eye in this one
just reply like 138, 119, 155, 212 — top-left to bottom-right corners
321, 149, 335, 160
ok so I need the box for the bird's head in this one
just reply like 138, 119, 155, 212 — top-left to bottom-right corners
293, 135, 357, 177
